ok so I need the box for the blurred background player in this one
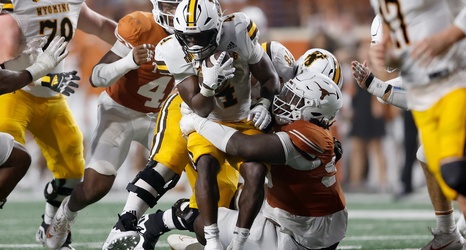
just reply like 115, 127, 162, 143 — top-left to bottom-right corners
0, 36, 72, 207
0, 1, 116, 249
351, 13, 465, 250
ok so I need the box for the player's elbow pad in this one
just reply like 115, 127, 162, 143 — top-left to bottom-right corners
90, 50, 139, 87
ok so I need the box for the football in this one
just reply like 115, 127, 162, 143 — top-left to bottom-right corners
204, 51, 230, 68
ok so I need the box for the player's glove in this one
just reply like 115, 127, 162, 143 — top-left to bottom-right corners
179, 112, 206, 137
3, 37, 48, 71
200, 51, 235, 97
27, 36, 69, 82
40, 71, 80, 96
247, 98, 272, 130
333, 137, 343, 163
352, 60, 391, 100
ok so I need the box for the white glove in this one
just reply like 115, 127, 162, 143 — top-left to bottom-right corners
180, 102, 194, 116
3, 37, 48, 71
351, 60, 372, 90
200, 51, 235, 97
27, 36, 69, 82
179, 112, 206, 137
247, 98, 272, 130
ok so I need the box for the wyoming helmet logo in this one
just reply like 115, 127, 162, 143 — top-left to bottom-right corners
304, 51, 327, 67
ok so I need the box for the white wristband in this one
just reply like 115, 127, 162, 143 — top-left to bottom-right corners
367, 75, 390, 99
200, 85, 215, 97
91, 49, 139, 87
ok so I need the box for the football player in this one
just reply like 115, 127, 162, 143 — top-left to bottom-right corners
0, 1, 116, 249
0, 36, 72, 207
352, 14, 465, 250
155, 0, 281, 249
369, 1, 466, 248
134, 42, 346, 250
45, 0, 184, 249
177, 71, 346, 250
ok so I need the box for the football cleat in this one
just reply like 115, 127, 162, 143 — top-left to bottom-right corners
36, 214, 75, 249
136, 212, 165, 250
102, 211, 140, 250
421, 227, 465, 250
46, 196, 77, 249
167, 234, 204, 250
457, 214, 466, 238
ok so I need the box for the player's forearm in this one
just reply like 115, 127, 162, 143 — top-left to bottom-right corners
190, 94, 215, 117
259, 75, 280, 102
0, 69, 32, 95
90, 51, 138, 87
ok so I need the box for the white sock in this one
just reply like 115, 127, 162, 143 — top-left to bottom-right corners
163, 201, 190, 230
435, 209, 456, 233
205, 223, 220, 242
63, 200, 77, 221
123, 191, 150, 218
44, 203, 58, 224
229, 227, 249, 249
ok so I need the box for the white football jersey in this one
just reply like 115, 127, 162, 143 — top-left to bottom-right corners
371, 0, 466, 86
370, 0, 466, 110
155, 12, 264, 122
5, 0, 84, 97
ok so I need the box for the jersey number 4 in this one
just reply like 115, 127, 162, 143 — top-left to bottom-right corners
39, 17, 74, 49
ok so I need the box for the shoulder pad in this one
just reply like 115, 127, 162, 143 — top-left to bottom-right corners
117, 11, 153, 47
281, 120, 333, 155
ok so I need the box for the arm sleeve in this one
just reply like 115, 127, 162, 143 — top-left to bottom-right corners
90, 41, 139, 87
275, 131, 321, 171
195, 118, 237, 152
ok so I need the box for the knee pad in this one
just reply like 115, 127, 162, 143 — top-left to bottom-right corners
44, 178, 80, 207
173, 198, 199, 232
126, 164, 180, 208
416, 146, 427, 164
441, 160, 466, 196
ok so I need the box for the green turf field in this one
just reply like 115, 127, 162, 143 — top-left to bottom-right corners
0, 191, 456, 250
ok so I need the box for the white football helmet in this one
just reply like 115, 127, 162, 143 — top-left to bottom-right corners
151, 0, 182, 34
273, 71, 342, 127
173, 0, 223, 62
262, 41, 297, 84
296, 48, 343, 89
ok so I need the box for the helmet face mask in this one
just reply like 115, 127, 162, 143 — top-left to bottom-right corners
174, 29, 218, 61
296, 48, 343, 89
173, 0, 223, 62
152, 0, 181, 34
272, 72, 342, 127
